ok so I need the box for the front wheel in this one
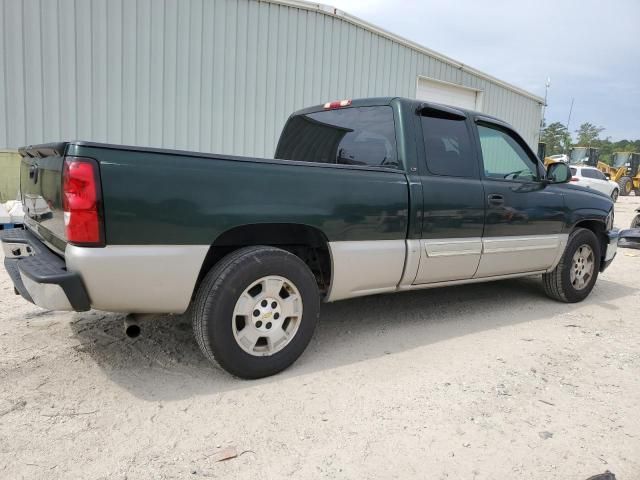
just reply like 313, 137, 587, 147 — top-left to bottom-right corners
632, 214, 640, 229
542, 228, 601, 303
192, 246, 320, 379
617, 176, 632, 196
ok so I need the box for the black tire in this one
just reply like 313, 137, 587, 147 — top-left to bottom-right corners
611, 188, 619, 202
192, 246, 320, 379
632, 215, 640, 229
617, 176, 632, 196
634, 188, 640, 197
542, 228, 601, 303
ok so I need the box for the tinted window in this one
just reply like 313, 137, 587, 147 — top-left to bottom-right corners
421, 115, 475, 177
276, 106, 398, 168
582, 169, 606, 180
478, 125, 537, 181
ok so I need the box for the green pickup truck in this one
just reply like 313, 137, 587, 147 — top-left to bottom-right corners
1, 97, 628, 378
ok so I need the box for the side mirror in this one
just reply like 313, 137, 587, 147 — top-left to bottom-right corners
546, 162, 571, 184
604, 172, 612, 180
618, 229, 640, 250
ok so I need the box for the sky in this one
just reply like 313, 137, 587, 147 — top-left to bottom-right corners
330, 0, 640, 141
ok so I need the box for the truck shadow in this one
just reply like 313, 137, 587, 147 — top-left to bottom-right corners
69, 276, 634, 400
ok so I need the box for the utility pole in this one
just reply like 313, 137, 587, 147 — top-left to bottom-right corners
565, 98, 574, 154
566, 97, 574, 132
539, 77, 551, 138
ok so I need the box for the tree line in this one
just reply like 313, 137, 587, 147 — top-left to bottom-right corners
541, 122, 639, 164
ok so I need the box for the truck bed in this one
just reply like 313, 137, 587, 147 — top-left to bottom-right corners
58, 141, 409, 246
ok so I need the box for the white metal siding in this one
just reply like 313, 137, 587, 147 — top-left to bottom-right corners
417, 77, 481, 111
0, 0, 543, 156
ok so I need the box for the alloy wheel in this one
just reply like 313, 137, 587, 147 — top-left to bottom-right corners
232, 275, 303, 356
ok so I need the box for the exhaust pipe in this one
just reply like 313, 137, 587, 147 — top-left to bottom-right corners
124, 315, 141, 338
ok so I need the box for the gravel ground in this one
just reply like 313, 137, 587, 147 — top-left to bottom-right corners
1, 196, 639, 480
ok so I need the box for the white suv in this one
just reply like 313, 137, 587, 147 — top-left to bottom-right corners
570, 166, 620, 201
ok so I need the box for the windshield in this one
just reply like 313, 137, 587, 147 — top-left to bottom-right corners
569, 148, 588, 165
613, 152, 631, 168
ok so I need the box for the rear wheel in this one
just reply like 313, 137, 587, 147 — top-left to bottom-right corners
192, 246, 319, 379
632, 215, 640, 229
617, 176, 632, 196
542, 228, 601, 303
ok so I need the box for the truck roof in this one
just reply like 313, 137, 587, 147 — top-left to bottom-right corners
290, 96, 506, 125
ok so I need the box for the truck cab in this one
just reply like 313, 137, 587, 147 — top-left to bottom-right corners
569, 146, 599, 167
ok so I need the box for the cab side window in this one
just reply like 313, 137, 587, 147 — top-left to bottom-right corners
478, 124, 538, 181
421, 114, 476, 178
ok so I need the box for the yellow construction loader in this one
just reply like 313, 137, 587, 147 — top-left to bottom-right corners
599, 152, 640, 196
568, 146, 599, 166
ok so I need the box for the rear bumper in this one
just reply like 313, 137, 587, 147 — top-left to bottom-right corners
600, 228, 618, 272
1, 228, 90, 311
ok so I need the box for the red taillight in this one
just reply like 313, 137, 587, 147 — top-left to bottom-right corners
62, 157, 104, 246
323, 99, 352, 109
570, 177, 579, 182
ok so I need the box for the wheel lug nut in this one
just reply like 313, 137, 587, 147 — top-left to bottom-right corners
266, 322, 272, 329
271, 301, 277, 308
274, 313, 280, 320
256, 320, 263, 328
261, 300, 268, 307
253, 309, 260, 317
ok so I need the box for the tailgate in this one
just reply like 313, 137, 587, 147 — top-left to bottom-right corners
19, 143, 68, 254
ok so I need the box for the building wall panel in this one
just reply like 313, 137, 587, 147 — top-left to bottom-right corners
0, 0, 542, 156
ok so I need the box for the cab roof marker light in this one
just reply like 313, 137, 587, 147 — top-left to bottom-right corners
323, 99, 352, 110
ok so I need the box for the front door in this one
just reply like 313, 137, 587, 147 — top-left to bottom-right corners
475, 121, 567, 277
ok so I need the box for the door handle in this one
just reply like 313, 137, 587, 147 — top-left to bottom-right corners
488, 194, 504, 207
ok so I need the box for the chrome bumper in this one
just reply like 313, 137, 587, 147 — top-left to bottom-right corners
600, 228, 618, 272
605, 229, 618, 261
1, 228, 90, 312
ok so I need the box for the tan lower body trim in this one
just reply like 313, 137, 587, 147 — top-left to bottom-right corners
327, 234, 569, 302
475, 234, 568, 277
65, 244, 209, 313
398, 270, 548, 292
413, 237, 482, 284
325, 240, 406, 302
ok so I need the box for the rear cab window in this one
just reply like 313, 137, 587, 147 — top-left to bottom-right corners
275, 106, 399, 169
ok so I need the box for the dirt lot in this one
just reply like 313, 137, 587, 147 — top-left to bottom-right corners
1, 197, 639, 480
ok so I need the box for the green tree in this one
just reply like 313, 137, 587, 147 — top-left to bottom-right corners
541, 122, 571, 155
575, 122, 605, 146
589, 137, 637, 165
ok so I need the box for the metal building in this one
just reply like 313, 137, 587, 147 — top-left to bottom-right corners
0, 0, 544, 157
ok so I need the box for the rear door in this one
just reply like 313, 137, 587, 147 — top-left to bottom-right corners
412, 105, 485, 284
475, 120, 566, 277
581, 168, 611, 195
573, 167, 598, 191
